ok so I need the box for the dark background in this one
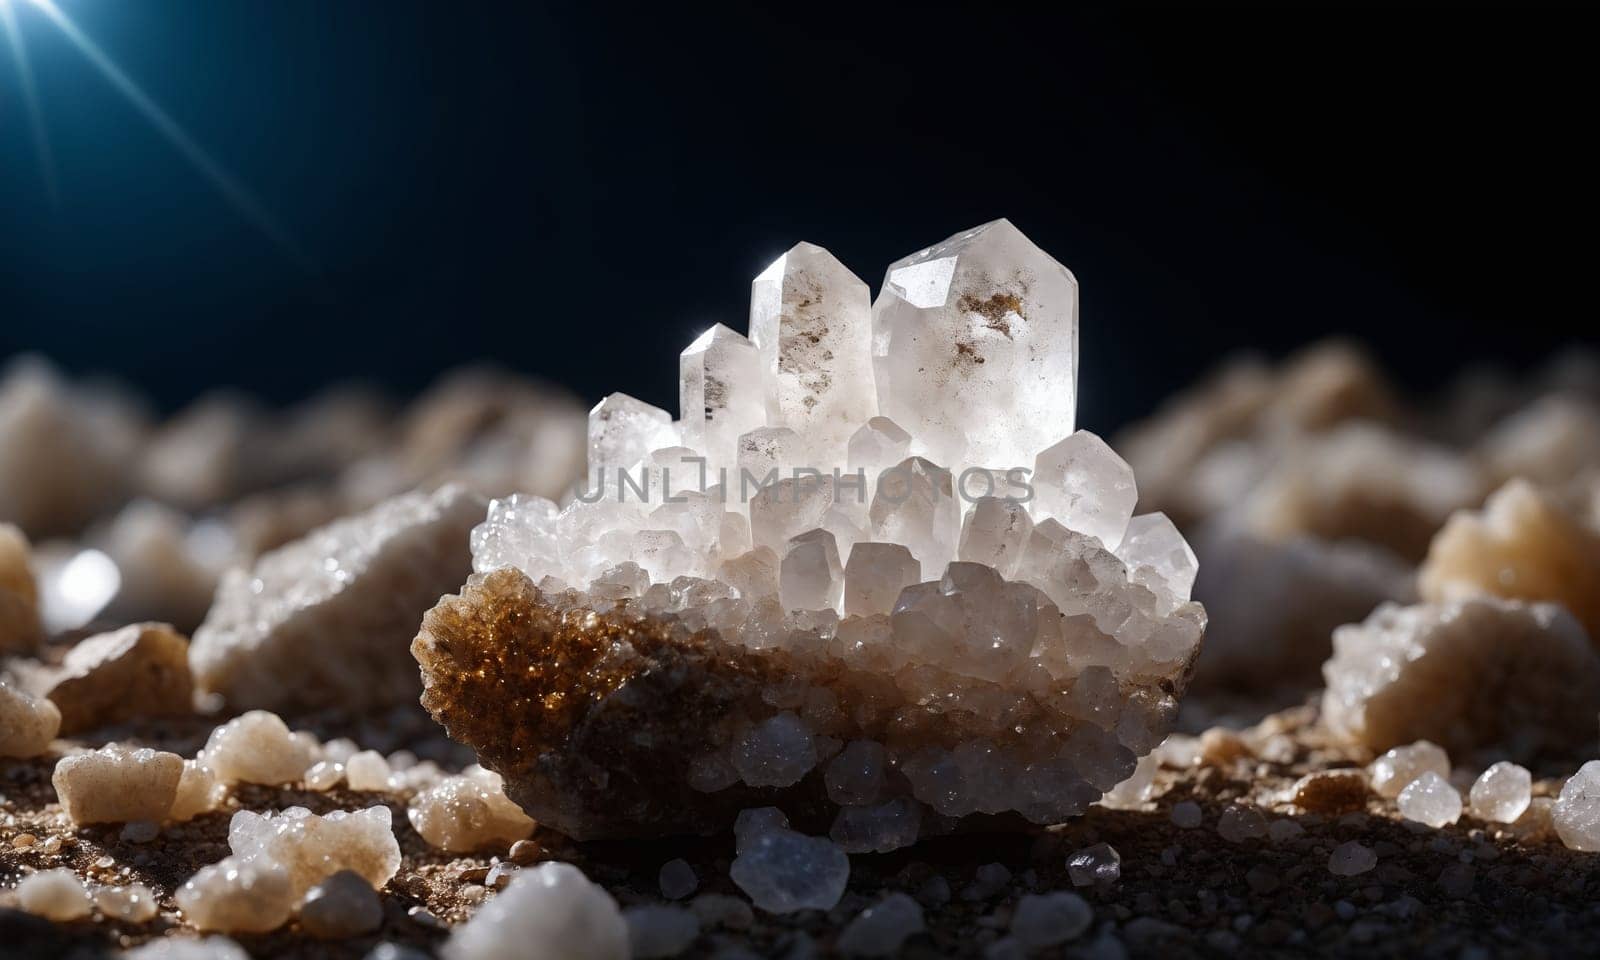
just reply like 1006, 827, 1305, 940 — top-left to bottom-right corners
1, 2, 1593, 431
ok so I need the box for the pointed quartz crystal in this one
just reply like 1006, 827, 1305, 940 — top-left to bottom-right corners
679, 324, 765, 476
588, 393, 677, 492
1114, 512, 1198, 600
872, 219, 1078, 471
868, 457, 959, 577
750, 242, 877, 456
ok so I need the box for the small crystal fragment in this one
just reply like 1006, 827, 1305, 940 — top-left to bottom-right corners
299, 870, 383, 940
836, 893, 925, 956
1290, 770, 1370, 815
0, 679, 60, 758
1066, 843, 1121, 886
732, 712, 817, 788
957, 497, 1034, 577
1397, 771, 1462, 827
169, 759, 226, 821
228, 805, 401, 899
779, 529, 843, 612
1169, 801, 1202, 829
124, 938, 251, 960
345, 750, 392, 791
94, 883, 159, 923
17, 868, 92, 921
679, 324, 765, 475
0, 523, 42, 653
1469, 761, 1533, 824
36, 622, 193, 734
1216, 804, 1268, 842
1328, 841, 1377, 876
203, 710, 315, 786
729, 828, 849, 913
1115, 512, 1199, 600
52, 744, 183, 825
1368, 741, 1451, 799
624, 905, 700, 959
658, 859, 698, 900
1010, 892, 1093, 949
176, 857, 293, 933
408, 766, 535, 853
1553, 760, 1600, 851
442, 862, 628, 960
841, 542, 920, 617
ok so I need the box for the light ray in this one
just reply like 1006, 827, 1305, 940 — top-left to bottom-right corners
1, 0, 60, 207
24, 0, 312, 269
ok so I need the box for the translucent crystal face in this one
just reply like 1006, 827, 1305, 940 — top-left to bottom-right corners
451, 220, 1205, 843
873, 219, 1079, 472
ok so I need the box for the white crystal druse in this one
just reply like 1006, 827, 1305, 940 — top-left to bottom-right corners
448, 220, 1206, 843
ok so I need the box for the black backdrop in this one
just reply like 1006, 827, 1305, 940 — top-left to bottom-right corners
1, 2, 1593, 429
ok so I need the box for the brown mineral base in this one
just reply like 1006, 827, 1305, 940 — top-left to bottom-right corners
4, 706, 1599, 959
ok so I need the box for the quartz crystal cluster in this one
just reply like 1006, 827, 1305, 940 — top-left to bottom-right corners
419, 220, 1206, 843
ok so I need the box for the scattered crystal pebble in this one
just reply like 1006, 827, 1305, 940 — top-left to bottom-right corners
420, 222, 1206, 844
124, 937, 251, 960
624, 905, 701, 958
1216, 804, 1269, 842
835, 892, 925, 956
441, 861, 628, 960
346, 750, 392, 791
1398, 771, 1463, 827
658, 859, 699, 900
300, 870, 383, 940
305, 760, 346, 792
733, 807, 790, 851
1470, 761, 1533, 823
1170, 801, 1202, 829
52, 743, 183, 825
121, 820, 161, 844
1553, 760, 1600, 851
1267, 819, 1306, 844
203, 710, 315, 786
408, 765, 535, 853
228, 805, 401, 898
729, 828, 849, 913
17, 868, 92, 921
1369, 741, 1451, 799
176, 857, 293, 933
1066, 843, 1122, 886
169, 759, 226, 822
1328, 841, 1378, 876
94, 882, 159, 923
1010, 892, 1093, 949
192, 485, 485, 712
0, 679, 61, 758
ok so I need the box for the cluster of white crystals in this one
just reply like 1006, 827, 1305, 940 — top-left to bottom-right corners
467, 220, 1206, 842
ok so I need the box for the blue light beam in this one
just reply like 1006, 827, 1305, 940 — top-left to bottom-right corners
25, 0, 312, 269
1, 0, 60, 207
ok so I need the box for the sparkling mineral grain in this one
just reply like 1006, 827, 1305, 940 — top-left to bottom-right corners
1328, 841, 1377, 876
1322, 598, 1599, 759
94, 883, 160, 923
1066, 843, 1122, 887
124, 937, 251, 960
1469, 761, 1533, 823
191, 484, 485, 711
0, 523, 42, 652
835, 893, 925, 956
228, 806, 401, 898
1397, 771, 1462, 827
1553, 761, 1600, 851
407, 765, 536, 853
299, 870, 384, 939
730, 826, 850, 913
1368, 741, 1452, 799
442, 862, 628, 960
169, 759, 227, 821
1420, 479, 1600, 637
176, 858, 293, 933
52, 743, 183, 824
202, 710, 315, 786
416, 223, 1203, 847
0, 678, 60, 758
16, 868, 92, 921
36, 621, 194, 734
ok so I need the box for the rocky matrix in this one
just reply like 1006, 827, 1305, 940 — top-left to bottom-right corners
417, 220, 1206, 844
